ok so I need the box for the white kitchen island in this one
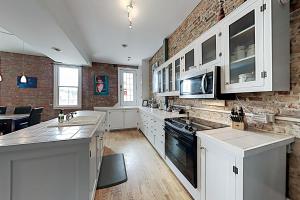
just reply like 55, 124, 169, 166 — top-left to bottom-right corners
0, 111, 106, 200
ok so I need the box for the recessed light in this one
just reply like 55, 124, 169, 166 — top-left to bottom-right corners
51, 47, 62, 52
122, 44, 128, 48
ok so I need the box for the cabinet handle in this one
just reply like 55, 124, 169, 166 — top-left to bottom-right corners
219, 52, 222, 57
218, 32, 222, 37
225, 82, 229, 85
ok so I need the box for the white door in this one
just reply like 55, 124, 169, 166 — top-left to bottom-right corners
119, 69, 138, 106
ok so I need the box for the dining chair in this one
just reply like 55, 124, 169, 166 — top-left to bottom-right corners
17, 107, 44, 130
14, 106, 32, 114
0, 106, 7, 114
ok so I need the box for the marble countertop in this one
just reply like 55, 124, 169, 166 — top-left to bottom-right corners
139, 107, 186, 120
197, 127, 295, 157
94, 106, 186, 120
0, 111, 106, 152
94, 106, 139, 110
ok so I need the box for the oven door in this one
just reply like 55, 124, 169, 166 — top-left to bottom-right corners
165, 124, 197, 188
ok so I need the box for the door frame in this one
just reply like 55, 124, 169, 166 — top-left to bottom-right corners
118, 67, 138, 106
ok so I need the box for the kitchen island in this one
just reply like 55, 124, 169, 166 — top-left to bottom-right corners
0, 110, 106, 200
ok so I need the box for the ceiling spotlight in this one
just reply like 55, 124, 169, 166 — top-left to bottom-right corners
51, 47, 62, 52
127, 1, 134, 29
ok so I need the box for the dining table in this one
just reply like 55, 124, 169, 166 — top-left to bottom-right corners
0, 114, 30, 135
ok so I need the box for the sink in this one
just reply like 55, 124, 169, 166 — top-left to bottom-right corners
48, 116, 100, 128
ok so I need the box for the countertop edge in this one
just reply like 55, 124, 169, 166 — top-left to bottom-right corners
196, 128, 295, 157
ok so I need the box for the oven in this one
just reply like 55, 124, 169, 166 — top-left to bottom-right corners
180, 66, 219, 99
165, 121, 197, 188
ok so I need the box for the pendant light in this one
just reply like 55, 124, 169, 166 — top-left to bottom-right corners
20, 41, 27, 83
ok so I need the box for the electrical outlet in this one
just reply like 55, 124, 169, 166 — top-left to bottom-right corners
251, 113, 275, 123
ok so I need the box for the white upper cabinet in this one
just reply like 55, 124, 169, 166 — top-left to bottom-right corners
222, 0, 290, 93
198, 25, 223, 69
154, 0, 290, 95
182, 41, 200, 73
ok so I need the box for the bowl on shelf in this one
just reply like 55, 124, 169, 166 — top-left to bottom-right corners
238, 73, 255, 83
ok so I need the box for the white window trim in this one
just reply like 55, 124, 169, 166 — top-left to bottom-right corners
53, 65, 82, 109
118, 67, 138, 106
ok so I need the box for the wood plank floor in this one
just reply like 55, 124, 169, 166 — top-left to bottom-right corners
95, 129, 192, 200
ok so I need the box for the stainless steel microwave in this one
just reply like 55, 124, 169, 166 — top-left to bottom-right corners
180, 66, 229, 99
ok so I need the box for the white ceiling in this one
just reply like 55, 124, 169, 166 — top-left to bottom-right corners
0, 0, 200, 66
0, 27, 44, 56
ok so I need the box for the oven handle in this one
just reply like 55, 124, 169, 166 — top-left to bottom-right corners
163, 127, 179, 139
164, 127, 194, 146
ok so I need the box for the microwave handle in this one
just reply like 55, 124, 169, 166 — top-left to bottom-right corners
201, 74, 207, 94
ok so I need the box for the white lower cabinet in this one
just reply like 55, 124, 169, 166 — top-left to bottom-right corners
108, 110, 124, 130
199, 136, 288, 200
139, 111, 165, 159
90, 120, 105, 200
107, 109, 138, 131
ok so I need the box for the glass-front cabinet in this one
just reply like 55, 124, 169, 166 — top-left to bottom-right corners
199, 25, 222, 69
182, 41, 199, 73
162, 67, 167, 92
174, 57, 181, 91
157, 70, 162, 93
223, 0, 264, 93
168, 63, 173, 91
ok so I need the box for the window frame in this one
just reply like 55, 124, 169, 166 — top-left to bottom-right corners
53, 65, 82, 109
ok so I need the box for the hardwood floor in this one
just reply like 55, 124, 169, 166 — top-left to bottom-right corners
95, 129, 192, 200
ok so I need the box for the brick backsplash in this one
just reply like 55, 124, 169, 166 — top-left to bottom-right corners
149, 0, 300, 199
0, 52, 134, 121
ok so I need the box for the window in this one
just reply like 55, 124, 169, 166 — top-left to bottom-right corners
54, 65, 82, 109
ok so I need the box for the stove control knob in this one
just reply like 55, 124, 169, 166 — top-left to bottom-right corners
188, 127, 194, 132
184, 125, 189, 130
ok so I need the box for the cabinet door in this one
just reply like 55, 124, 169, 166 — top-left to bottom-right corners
89, 135, 97, 193
108, 110, 124, 130
158, 70, 162, 93
152, 69, 159, 93
168, 62, 174, 91
124, 109, 138, 129
162, 67, 168, 92
201, 139, 236, 200
174, 57, 181, 91
199, 26, 222, 69
182, 42, 199, 73
223, 0, 264, 93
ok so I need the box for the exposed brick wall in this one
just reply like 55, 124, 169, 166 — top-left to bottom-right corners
149, 0, 300, 199
0, 52, 135, 121
0, 52, 56, 121
82, 63, 120, 110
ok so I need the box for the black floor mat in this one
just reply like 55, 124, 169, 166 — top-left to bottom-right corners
97, 154, 128, 189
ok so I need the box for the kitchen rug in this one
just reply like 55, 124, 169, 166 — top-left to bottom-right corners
97, 153, 127, 189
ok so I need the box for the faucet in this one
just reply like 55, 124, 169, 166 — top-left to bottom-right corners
66, 112, 76, 121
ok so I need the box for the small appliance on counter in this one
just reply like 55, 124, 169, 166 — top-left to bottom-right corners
230, 106, 247, 130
